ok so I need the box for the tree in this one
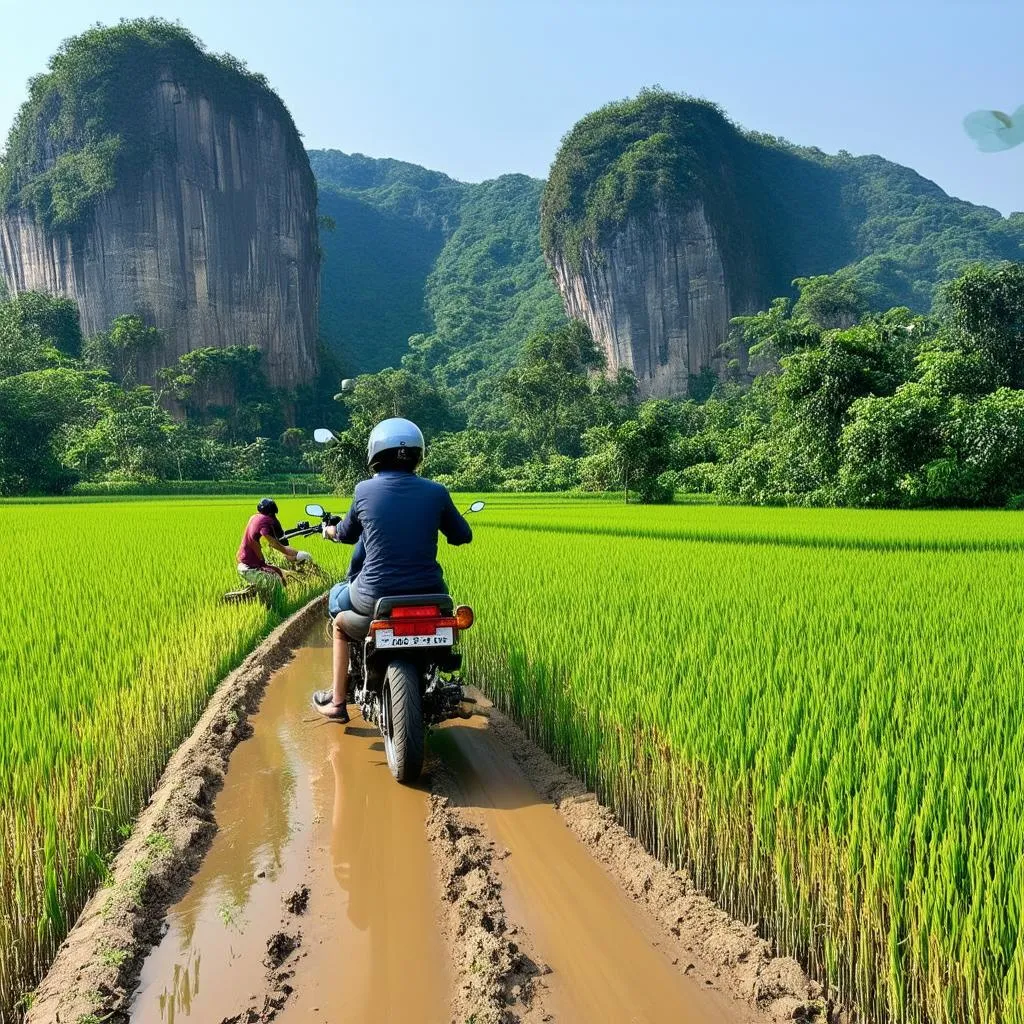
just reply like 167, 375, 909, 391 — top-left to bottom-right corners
423, 429, 527, 492
0, 368, 96, 493
940, 262, 1024, 390
159, 346, 286, 442
791, 274, 867, 329
160, 345, 265, 407
837, 384, 945, 507
84, 315, 162, 386
64, 385, 175, 481
233, 438, 275, 480
498, 320, 616, 460
319, 368, 460, 492
579, 401, 677, 503
731, 298, 818, 367
0, 292, 84, 378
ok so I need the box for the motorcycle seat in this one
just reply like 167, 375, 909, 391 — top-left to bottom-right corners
374, 593, 454, 617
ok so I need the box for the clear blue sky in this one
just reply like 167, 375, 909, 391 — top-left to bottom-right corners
2, 0, 1022, 214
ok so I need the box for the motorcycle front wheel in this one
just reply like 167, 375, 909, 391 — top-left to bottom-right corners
381, 659, 424, 783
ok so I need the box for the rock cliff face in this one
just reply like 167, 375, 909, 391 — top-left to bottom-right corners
549, 202, 757, 397
0, 74, 319, 388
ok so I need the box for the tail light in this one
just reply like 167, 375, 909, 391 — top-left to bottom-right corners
391, 605, 441, 618
367, 603, 473, 638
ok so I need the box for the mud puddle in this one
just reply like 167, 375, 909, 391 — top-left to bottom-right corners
434, 714, 742, 1024
131, 636, 449, 1024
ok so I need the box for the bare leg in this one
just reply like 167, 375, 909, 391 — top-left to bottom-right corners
332, 616, 350, 707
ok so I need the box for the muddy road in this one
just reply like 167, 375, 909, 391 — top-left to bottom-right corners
131, 638, 449, 1024
128, 634, 813, 1023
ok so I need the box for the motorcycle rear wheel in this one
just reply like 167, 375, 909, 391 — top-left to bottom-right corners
382, 659, 424, 783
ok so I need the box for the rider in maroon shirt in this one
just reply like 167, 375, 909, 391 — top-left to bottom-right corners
236, 498, 300, 589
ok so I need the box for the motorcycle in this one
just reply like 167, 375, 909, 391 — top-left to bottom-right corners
305, 497, 486, 783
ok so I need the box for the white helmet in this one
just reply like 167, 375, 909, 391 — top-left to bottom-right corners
367, 417, 425, 469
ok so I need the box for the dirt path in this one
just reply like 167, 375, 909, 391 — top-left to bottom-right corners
35, 615, 826, 1024
131, 636, 450, 1024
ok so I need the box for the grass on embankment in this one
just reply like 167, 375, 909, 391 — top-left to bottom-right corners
0, 496, 351, 1020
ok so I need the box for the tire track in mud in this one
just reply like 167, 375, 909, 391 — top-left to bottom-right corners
446, 694, 838, 1023
432, 713, 782, 1024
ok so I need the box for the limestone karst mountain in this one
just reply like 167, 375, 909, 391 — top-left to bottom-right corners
540, 91, 1024, 397
0, 21, 319, 388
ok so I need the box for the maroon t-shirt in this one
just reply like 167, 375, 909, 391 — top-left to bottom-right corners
237, 513, 278, 568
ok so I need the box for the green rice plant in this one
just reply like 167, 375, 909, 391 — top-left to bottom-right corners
0, 496, 348, 1022
443, 495, 1024, 1024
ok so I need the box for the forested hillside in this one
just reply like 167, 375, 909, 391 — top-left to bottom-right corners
542, 90, 1024, 312
312, 119, 1024, 397
309, 150, 564, 385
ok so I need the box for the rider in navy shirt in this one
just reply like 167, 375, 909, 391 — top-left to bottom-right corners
313, 418, 472, 721
333, 470, 471, 608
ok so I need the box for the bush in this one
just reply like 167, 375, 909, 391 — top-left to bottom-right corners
68, 477, 321, 496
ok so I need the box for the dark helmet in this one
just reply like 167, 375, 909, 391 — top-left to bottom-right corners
257, 497, 278, 515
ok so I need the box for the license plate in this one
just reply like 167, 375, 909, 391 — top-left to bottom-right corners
374, 627, 454, 649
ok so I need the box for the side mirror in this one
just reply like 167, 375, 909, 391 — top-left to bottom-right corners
468, 500, 486, 513
305, 503, 325, 517
313, 428, 336, 444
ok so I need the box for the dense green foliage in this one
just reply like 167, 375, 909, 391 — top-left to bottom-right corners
308, 150, 565, 384
0, 497, 352, 1021
309, 150, 463, 229
312, 101, 1024, 401
9, 255, 1015, 509
542, 89, 1024, 312
0, 19, 300, 229
321, 263, 1024, 510
315, 188, 445, 375
690, 264, 1024, 507
321, 320, 641, 496
0, 293, 331, 495
445, 496, 1024, 1024
408, 174, 567, 393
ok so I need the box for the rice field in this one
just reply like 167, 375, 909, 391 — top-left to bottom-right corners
443, 497, 1024, 1024
0, 496, 351, 1022
2, 494, 1023, 1024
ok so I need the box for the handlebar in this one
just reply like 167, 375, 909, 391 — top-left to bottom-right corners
280, 522, 322, 541
279, 508, 341, 544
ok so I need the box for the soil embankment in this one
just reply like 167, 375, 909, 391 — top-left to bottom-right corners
25, 598, 328, 1024
30, 612, 830, 1023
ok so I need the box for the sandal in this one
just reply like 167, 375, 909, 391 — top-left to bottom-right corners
312, 689, 350, 723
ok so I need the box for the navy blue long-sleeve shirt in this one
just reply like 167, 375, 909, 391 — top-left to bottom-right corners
333, 470, 472, 602
346, 535, 365, 581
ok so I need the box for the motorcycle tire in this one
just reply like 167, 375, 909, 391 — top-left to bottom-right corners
382, 659, 424, 783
